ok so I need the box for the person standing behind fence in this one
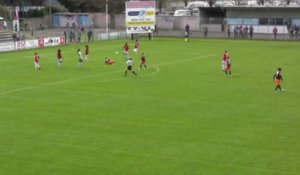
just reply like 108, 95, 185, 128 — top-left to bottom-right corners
249, 25, 254, 39
87, 29, 93, 42
227, 25, 231, 38
154, 24, 158, 35
77, 31, 81, 43
3, 21, 7, 31
239, 25, 243, 38
295, 25, 299, 39
244, 26, 248, 38
273, 26, 278, 39
234, 26, 238, 39
185, 24, 190, 37
185, 24, 190, 42
63, 31, 67, 45
203, 25, 208, 38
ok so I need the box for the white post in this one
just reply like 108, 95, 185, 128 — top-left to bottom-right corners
106, 0, 109, 38
49, 0, 52, 28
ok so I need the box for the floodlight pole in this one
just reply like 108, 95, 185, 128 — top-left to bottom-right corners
22, 0, 25, 31
49, 0, 52, 28
106, 0, 109, 38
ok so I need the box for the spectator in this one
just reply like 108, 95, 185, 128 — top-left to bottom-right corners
203, 25, 208, 38
244, 26, 249, 38
185, 24, 190, 38
289, 25, 295, 39
63, 31, 67, 45
154, 25, 158, 35
273, 26, 278, 39
227, 25, 231, 38
69, 31, 72, 43
295, 25, 299, 39
249, 25, 254, 39
3, 20, 7, 31
239, 25, 243, 38
87, 29, 93, 42
77, 31, 81, 43
234, 26, 238, 39
12, 33, 17, 41
14, 23, 18, 32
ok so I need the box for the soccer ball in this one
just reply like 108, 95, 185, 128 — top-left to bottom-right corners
115, 51, 118, 54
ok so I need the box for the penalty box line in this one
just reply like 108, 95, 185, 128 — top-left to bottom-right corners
0, 54, 215, 96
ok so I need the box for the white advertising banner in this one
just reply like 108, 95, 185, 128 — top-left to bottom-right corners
125, 1, 156, 34
39, 36, 65, 47
44, 37, 61, 47
15, 40, 26, 50
0, 36, 64, 53
0, 42, 15, 52
26, 39, 39, 49
15, 39, 40, 50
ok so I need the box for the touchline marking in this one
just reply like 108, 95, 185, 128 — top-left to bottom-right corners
0, 54, 214, 96
0, 66, 160, 96
140, 65, 160, 78
0, 69, 123, 96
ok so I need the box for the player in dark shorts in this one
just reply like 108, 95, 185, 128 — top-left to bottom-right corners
273, 68, 284, 92
225, 57, 232, 77
139, 52, 147, 70
124, 58, 137, 77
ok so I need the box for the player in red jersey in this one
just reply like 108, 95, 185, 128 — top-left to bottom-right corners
222, 50, 229, 71
139, 52, 147, 70
84, 45, 89, 62
133, 39, 139, 54
273, 68, 284, 92
123, 42, 129, 58
104, 57, 116, 65
225, 57, 232, 77
57, 49, 63, 68
34, 52, 40, 70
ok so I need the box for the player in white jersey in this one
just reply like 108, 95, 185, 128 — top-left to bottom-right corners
124, 58, 137, 77
77, 49, 83, 68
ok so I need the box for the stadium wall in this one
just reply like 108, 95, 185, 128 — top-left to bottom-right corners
226, 8, 300, 18
0, 36, 65, 52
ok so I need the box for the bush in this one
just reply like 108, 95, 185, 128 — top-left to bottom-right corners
25, 9, 46, 18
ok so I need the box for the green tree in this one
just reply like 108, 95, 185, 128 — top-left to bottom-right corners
183, 0, 188, 6
57, 0, 126, 13
207, 0, 216, 7
57, 0, 126, 28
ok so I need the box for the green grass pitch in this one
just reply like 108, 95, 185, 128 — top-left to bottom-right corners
0, 37, 300, 175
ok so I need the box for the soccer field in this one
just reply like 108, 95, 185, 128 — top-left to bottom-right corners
0, 38, 300, 175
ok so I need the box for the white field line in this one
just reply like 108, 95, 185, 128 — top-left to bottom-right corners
0, 43, 123, 61
0, 54, 215, 96
0, 69, 122, 96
